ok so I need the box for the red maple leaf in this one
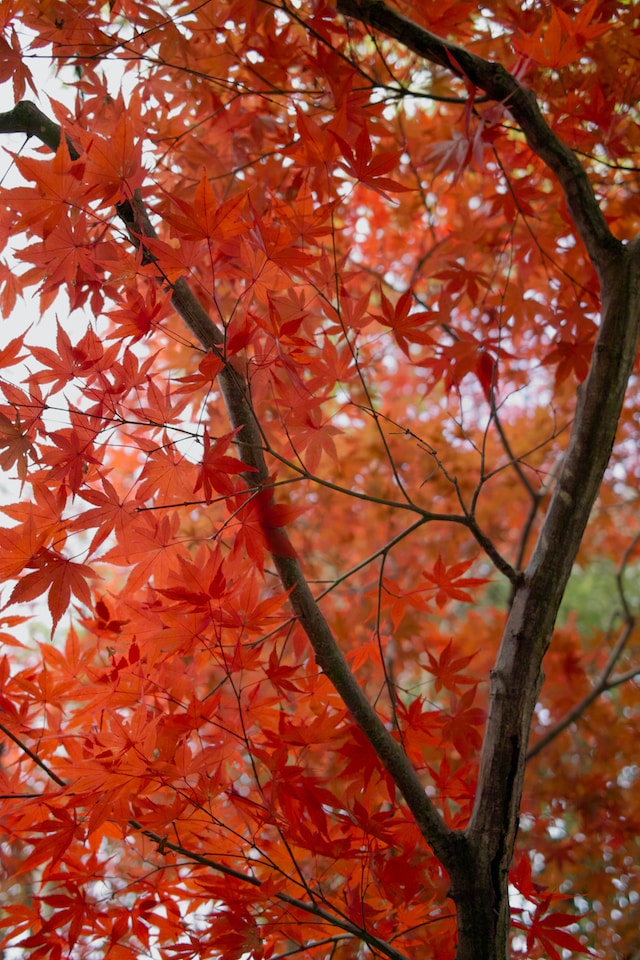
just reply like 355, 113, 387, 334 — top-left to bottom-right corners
194, 428, 254, 503
371, 288, 435, 356
424, 640, 477, 693
333, 126, 410, 197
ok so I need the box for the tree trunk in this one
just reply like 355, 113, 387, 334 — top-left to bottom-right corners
449, 246, 640, 958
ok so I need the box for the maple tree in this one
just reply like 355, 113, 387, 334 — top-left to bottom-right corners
1, 0, 640, 958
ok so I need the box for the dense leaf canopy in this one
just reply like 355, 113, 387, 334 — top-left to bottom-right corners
1, 1, 640, 958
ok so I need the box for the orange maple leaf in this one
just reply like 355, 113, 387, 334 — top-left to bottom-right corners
8, 548, 100, 635
0, 27, 37, 100
164, 174, 248, 243
195, 428, 254, 504
542, 333, 595, 385
11, 134, 85, 236
0, 410, 35, 482
421, 555, 490, 609
78, 101, 145, 206
424, 640, 477, 693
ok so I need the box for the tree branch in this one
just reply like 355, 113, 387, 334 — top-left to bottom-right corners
528, 534, 640, 759
336, 0, 619, 270
0, 100, 454, 862
526, 616, 636, 760
334, 4, 640, 956
138, 826, 414, 960
0, 100, 70, 154
0, 717, 411, 960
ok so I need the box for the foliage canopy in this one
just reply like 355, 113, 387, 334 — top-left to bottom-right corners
1, 1, 640, 959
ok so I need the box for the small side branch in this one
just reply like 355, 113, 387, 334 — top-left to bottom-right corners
528, 535, 640, 759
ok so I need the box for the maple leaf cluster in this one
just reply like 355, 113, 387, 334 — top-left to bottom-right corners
0, 1, 639, 959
